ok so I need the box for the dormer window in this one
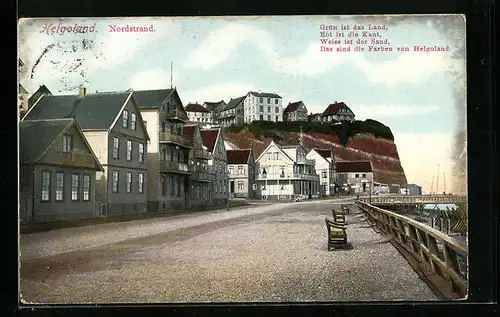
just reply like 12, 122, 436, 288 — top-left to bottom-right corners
62, 135, 73, 152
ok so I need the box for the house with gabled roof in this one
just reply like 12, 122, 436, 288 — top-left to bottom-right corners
185, 103, 213, 125
306, 148, 337, 196
19, 118, 104, 224
23, 88, 150, 216
200, 127, 228, 206
320, 101, 355, 123
308, 113, 321, 122
335, 161, 374, 194
203, 100, 226, 123
227, 149, 256, 199
219, 96, 245, 127
255, 140, 320, 201
184, 124, 215, 207
243, 91, 283, 123
283, 101, 308, 122
133, 88, 193, 211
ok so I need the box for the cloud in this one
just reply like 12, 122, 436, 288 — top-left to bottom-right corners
128, 68, 180, 91
184, 23, 461, 85
179, 82, 259, 105
354, 104, 440, 120
394, 133, 465, 194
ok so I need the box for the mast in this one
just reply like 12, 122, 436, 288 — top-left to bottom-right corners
430, 172, 435, 195
443, 172, 446, 194
170, 61, 173, 89
436, 164, 440, 194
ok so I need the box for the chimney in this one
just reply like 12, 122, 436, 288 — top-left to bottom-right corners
79, 87, 86, 97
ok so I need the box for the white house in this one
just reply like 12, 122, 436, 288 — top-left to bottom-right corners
255, 140, 320, 201
320, 102, 356, 123
335, 161, 374, 194
306, 148, 336, 196
243, 91, 283, 123
227, 149, 255, 199
185, 103, 213, 124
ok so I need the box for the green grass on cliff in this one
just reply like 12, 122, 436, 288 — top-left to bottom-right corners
224, 119, 394, 146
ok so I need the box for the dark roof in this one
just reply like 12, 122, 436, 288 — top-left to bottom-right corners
227, 149, 252, 164
20, 119, 74, 164
248, 91, 282, 98
133, 89, 174, 109
200, 129, 220, 152
224, 96, 246, 110
204, 100, 226, 111
336, 161, 372, 173
183, 125, 196, 138
28, 85, 52, 106
308, 113, 321, 120
283, 101, 303, 113
314, 149, 333, 160
24, 92, 131, 130
321, 102, 352, 117
185, 103, 209, 113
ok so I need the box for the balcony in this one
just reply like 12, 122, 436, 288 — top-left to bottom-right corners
190, 165, 214, 182
59, 152, 95, 169
256, 173, 319, 181
159, 160, 191, 174
164, 110, 187, 122
192, 149, 211, 160
159, 132, 193, 148
296, 158, 316, 166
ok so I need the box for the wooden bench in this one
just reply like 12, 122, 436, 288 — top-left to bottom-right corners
341, 204, 351, 214
325, 217, 347, 250
331, 208, 346, 224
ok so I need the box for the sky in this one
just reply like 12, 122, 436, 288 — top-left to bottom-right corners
18, 15, 467, 194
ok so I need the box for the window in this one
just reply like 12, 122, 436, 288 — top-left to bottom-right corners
113, 137, 119, 159
322, 171, 327, 178
228, 166, 233, 175
238, 181, 244, 190
259, 115, 264, 120
355, 174, 360, 178
41, 171, 51, 201
267, 115, 270, 121
259, 97, 263, 103
275, 99, 278, 104
138, 173, 144, 193
274, 152, 279, 160
362, 173, 366, 178
83, 174, 90, 201
138, 143, 145, 163
267, 106, 270, 112
112, 171, 119, 193
71, 174, 80, 200
126, 140, 132, 160
259, 106, 263, 112
267, 97, 270, 104
62, 135, 73, 152
267, 153, 272, 160
131, 113, 137, 130
280, 166, 285, 175
275, 107, 279, 113
275, 116, 279, 122
122, 110, 129, 128
56, 172, 64, 201
238, 166, 245, 175
126, 172, 132, 193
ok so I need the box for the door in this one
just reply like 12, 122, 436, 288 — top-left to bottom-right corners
230, 181, 235, 194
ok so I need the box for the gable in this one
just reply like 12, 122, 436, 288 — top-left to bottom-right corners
256, 143, 293, 165
110, 95, 149, 141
